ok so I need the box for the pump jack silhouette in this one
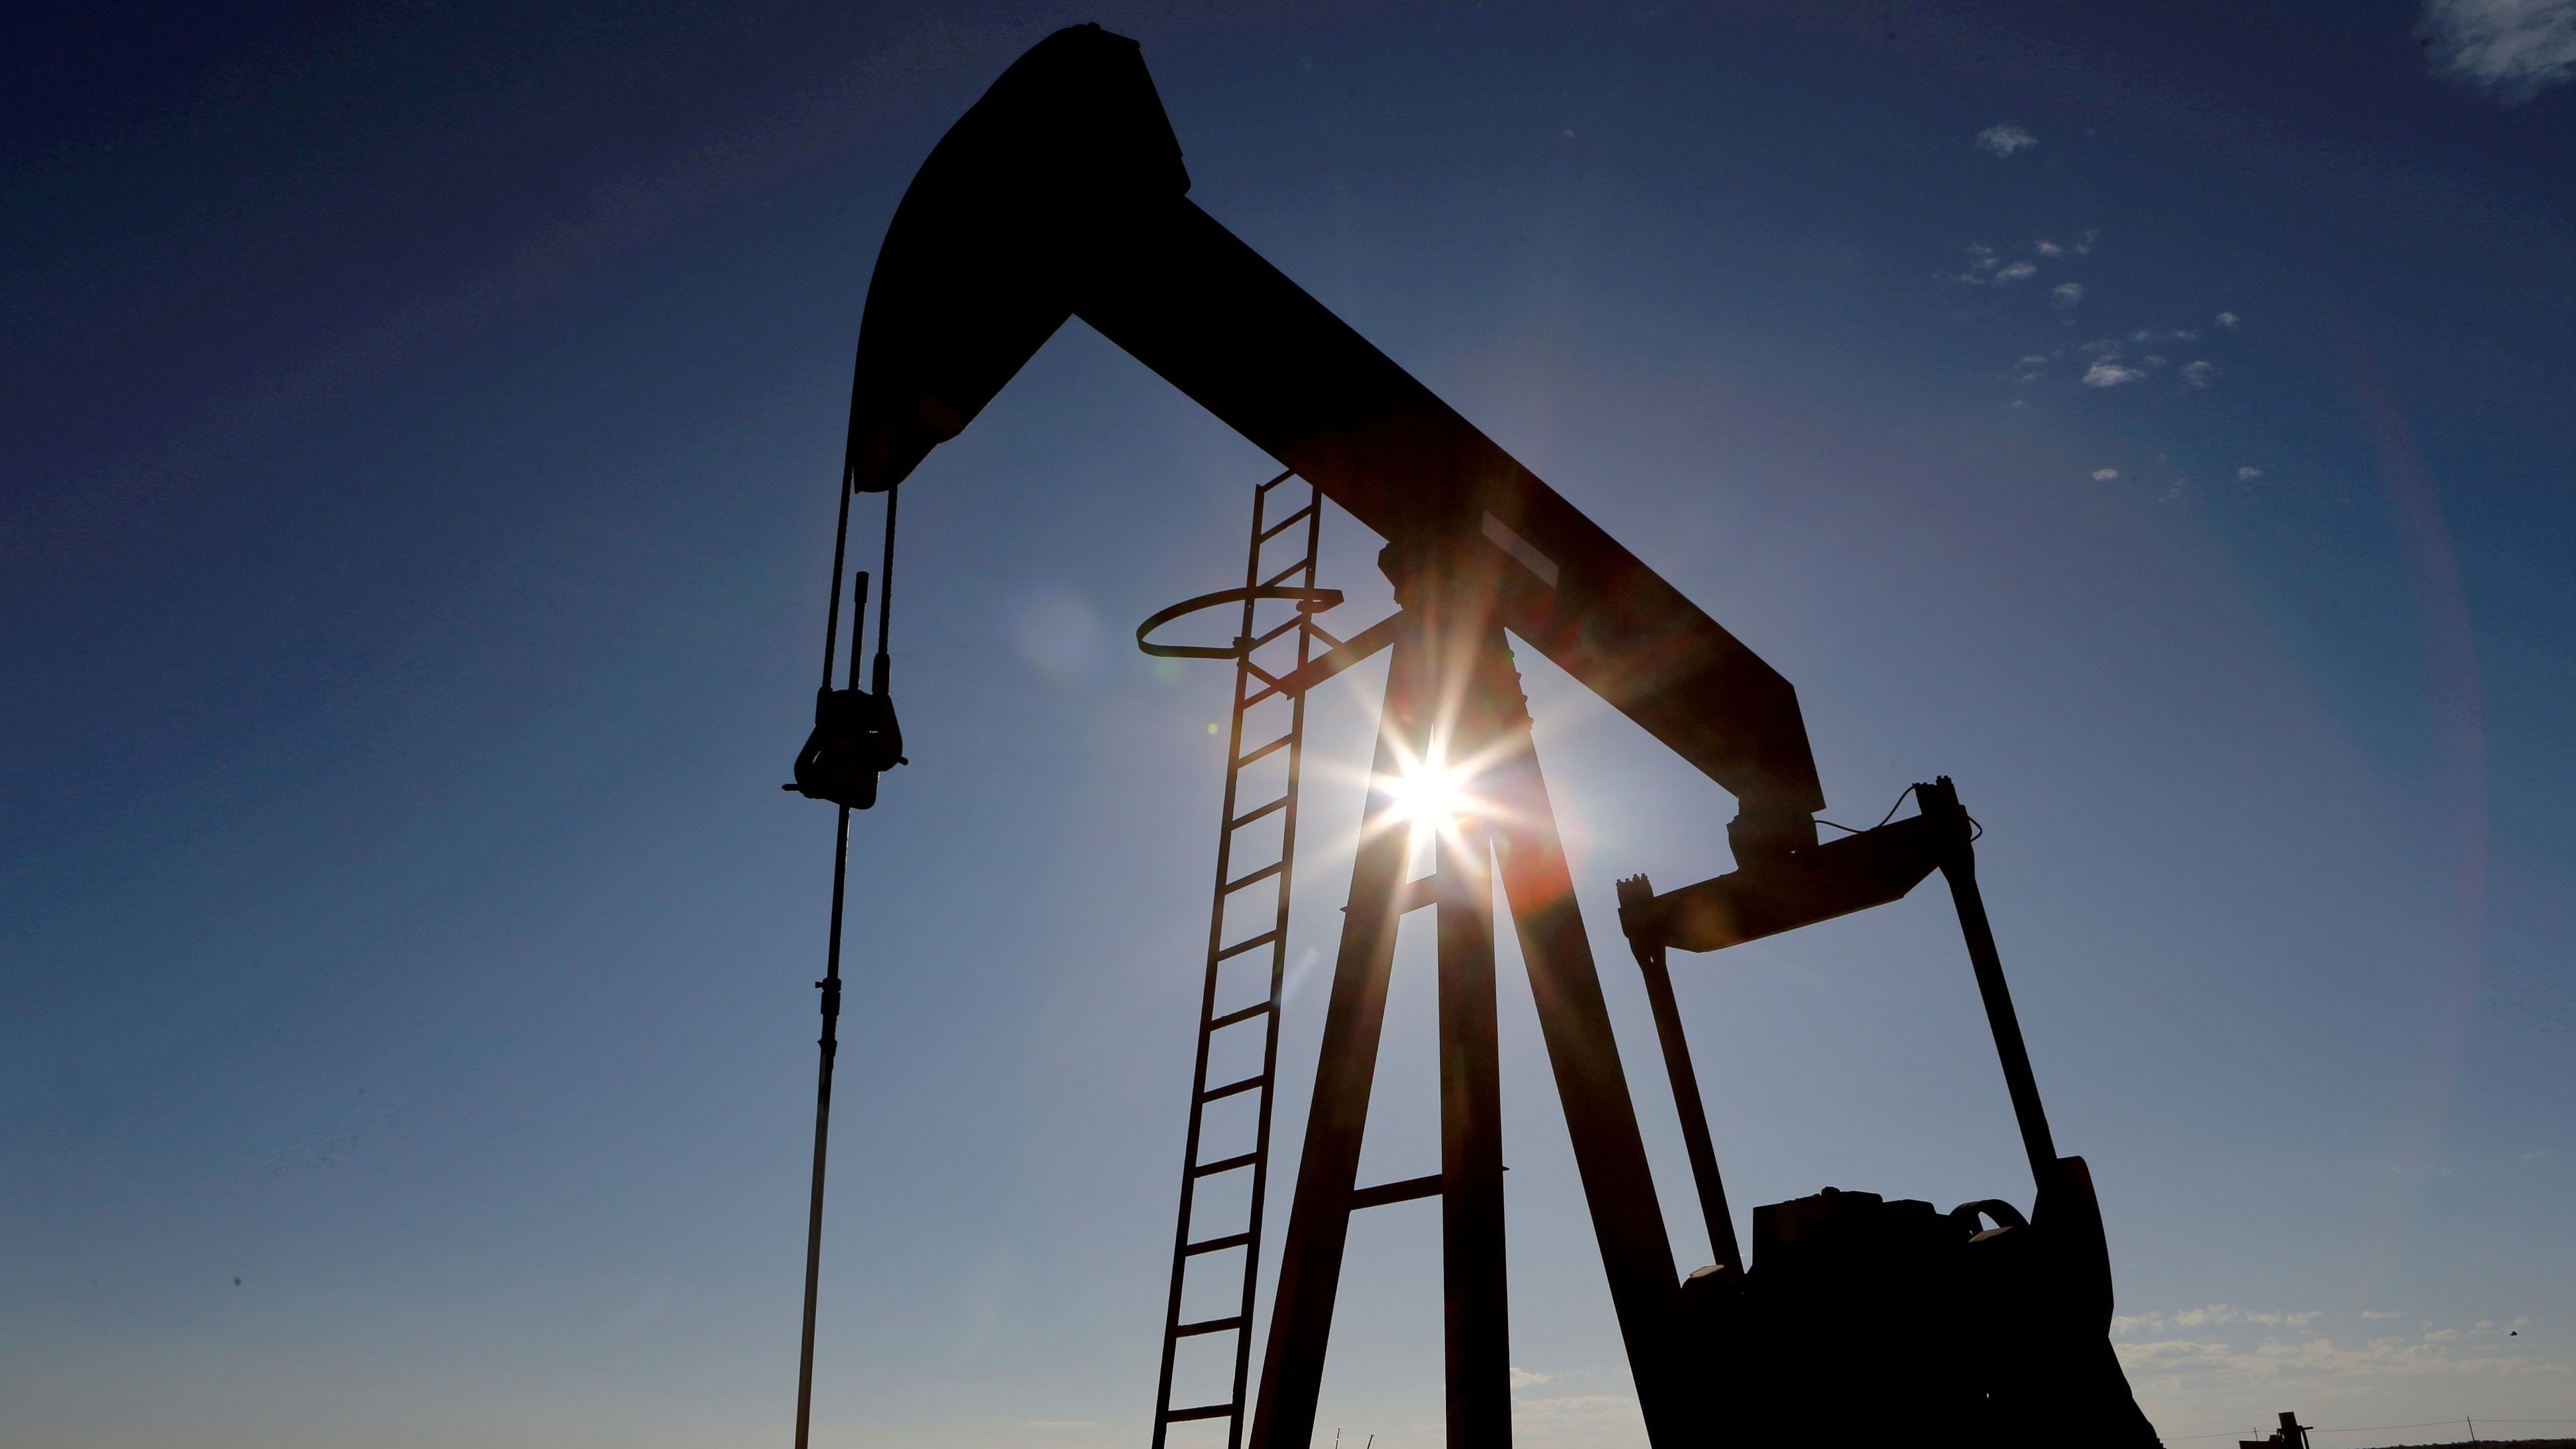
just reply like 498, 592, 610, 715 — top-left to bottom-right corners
798, 23, 2164, 1448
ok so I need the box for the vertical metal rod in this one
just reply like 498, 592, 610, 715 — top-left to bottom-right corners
1435, 802, 1511, 1444
1248, 619, 1425, 1449
1627, 929, 1741, 1276
870, 486, 898, 696
1481, 662, 1686, 1444
1922, 777, 2057, 1189
820, 480, 854, 690
793, 569, 867, 1449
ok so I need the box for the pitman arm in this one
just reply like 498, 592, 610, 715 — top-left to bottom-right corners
839, 23, 1825, 843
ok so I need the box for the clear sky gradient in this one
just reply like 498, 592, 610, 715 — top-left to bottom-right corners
5, 3, 2573, 1446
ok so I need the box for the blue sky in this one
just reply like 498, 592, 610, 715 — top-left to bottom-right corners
5, 3, 2573, 1446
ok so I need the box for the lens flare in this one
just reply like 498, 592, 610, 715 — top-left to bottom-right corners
1381, 747, 1487, 850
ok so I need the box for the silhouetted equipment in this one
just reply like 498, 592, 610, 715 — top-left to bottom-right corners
787, 479, 902, 1449
2242, 1411, 2314, 1449
804, 21, 2164, 1448
789, 676, 902, 809
788, 489, 905, 810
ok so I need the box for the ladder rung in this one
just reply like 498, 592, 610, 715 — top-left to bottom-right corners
1193, 1151, 1260, 1177
1222, 860, 1284, 895
1244, 612, 1304, 651
1230, 795, 1290, 829
1260, 557, 1308, 588
1200, 1073, 1266, 1103
1257, 503, 1314, 543
1184, 1232, 1252, 1256
1174, 1315, 1246, 1337
1216, 929, 1280, 962
1165, 1404, 1236, 1423
1254, 467, 1297, 495
1208, 1000, 1272, 1030
1236, 734, 1293, 768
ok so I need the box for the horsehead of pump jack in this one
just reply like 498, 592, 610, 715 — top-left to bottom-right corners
800, 21, 2162, 1449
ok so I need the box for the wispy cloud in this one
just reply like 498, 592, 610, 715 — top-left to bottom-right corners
1511, 1365, 1638, 1443
1950, 242, 2004, 284
2238, 466, 2265, 481
2053, 282, 2085, 307
2085, 358, 2147, 387
2215, 311, 2240, 327
2093, 468, 2120, 481
2113, 1307, 2566, 1422
2182, 360, 2217, 387
1996, 260, 2038, 282
2420, 0, 2576, 101
1978, 122, 2039, 156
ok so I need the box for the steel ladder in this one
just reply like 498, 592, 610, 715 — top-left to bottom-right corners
1149, 470, 1332, 1447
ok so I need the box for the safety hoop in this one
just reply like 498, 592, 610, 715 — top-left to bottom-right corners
1136, 586, 1343, 660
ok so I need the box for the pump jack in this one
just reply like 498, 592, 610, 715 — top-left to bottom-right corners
799, 23, 2163, 1448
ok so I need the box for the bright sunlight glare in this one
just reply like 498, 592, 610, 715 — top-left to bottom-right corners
1385, 751, 1473, 834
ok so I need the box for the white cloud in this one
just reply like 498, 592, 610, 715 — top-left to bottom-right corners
2092, 468, 2120, 481
2111, 1305, 2569, 1421
1996, 260, 2038, 282
2044, 283, 2081, 308
1513, 1393, 1637, 1439
2181, 360, 2217, 387
2238, 466, 2265, 480
2084, 359, 2147, 387
2528, 1147, 2557, 1159
2036, 238, 2066, 256
2421, 0, 2576, 101
1511, 1366, 1638, 1442
1948, 243, 2003, 284
1978, 122, 2039, 156
2216, 310, 2239, 327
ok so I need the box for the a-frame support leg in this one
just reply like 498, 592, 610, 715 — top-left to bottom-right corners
1248, 620, 1427, 1449
1248, 610, 1519, 1449
1435, 796, 1510, 1444
1250, 614, 1688, 1449
1471, 634, 1690, 1445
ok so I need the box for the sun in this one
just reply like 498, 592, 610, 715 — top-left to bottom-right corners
1384, 749, 1473, 837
